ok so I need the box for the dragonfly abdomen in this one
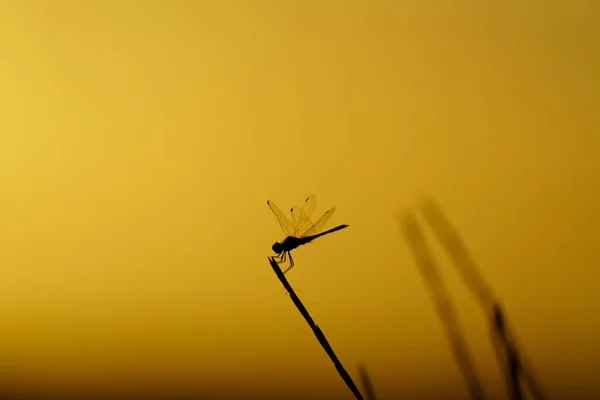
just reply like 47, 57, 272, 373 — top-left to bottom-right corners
282, 224, 349, 251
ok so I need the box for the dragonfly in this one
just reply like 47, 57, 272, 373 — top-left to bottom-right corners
267, 194, 349, 274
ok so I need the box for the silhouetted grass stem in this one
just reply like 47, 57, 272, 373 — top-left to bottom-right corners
268, 257, 364, 400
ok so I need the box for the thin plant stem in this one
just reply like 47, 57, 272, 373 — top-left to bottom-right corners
268, 257, 364, 400
357, 363, 377, 400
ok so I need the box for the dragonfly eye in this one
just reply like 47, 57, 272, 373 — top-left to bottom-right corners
272, 242, 283, 254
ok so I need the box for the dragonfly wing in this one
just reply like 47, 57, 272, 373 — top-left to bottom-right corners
267, 200, 294, 236
299, 194, 317, 221
301, 207, 336, 237
291, 194, 316, 236
291, 206, 301, 235
291, 206, 315, 237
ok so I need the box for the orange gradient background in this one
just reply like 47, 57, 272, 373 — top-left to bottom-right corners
0, 1, 598, 399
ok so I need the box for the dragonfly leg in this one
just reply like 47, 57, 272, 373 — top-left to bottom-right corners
283, 252, 294, 275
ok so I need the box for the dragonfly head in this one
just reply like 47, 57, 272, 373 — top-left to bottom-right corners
272, 242, 283, 254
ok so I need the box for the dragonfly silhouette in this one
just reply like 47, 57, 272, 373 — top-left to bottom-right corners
267, 194, 349, 274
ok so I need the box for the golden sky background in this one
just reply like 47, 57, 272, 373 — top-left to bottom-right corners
0, 1, 598, 399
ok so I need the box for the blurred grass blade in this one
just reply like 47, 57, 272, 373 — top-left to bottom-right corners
400, 213, 487, 400
491, 304, 548, 400
490, 304, 523, 400
419, 198, 548, 400
357, 363, 377, 400
419, 198, 495, 310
